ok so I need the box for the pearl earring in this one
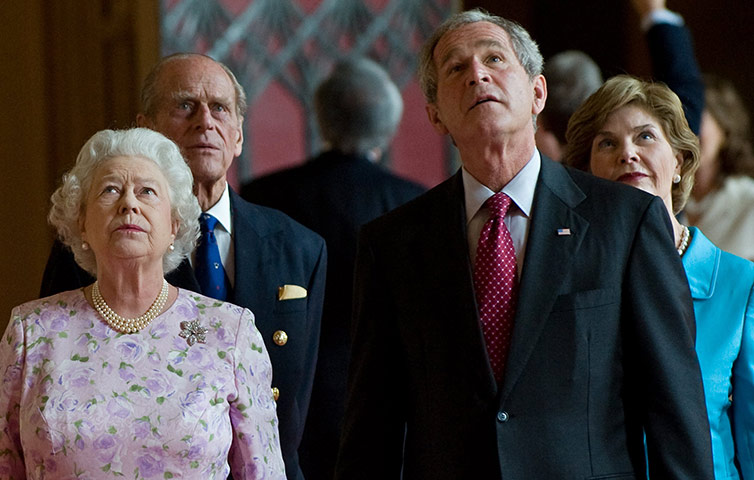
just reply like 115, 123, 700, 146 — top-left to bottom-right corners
673, 174, 682, 184
82, 241, 89, 250
169, 243, 175, 251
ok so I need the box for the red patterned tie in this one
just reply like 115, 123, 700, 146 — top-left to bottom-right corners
473, 192, 518, 383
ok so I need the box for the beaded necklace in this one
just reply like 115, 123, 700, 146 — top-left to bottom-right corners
677, 225, 690, 256
92, 279, 169, 333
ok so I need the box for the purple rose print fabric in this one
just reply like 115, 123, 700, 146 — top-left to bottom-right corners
0, 288, 285, 479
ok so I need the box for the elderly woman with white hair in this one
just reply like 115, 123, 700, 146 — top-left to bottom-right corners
0, 128, 285, 479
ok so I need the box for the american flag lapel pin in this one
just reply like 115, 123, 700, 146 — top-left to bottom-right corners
557, 228, 571, 236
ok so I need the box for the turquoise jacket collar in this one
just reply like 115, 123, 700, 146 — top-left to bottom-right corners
682, 226, 719, 300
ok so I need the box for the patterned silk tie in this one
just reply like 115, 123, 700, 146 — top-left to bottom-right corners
195, 213, 230, 301
473, 192, 518, 383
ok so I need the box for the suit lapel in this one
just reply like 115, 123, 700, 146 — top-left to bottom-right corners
499, 159, 589, 401
165, 189, 271, 306
418, 172, 498, 398
228, 189, 274, 311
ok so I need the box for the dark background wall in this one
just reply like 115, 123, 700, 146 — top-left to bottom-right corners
472, 0, 754, 118
2, 0, 753, 332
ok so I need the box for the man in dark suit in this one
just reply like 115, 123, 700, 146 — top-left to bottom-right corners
242, 58, 424, 480
334, 10, 713, 479
39, 53, 326, 480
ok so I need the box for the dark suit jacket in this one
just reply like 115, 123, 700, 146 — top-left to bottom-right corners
40, 189, 327, 480
335, 158, 713, 479
242, 151, 425, 480
647, 21, 704, 135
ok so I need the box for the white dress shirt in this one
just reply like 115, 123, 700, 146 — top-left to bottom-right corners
464, 151, 541, 275
191, 183, 235, 286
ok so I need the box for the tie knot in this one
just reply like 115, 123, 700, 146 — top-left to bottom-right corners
200, 213, 218, 233
485, 192, 512, 218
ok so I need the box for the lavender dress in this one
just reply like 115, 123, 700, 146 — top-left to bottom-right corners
0, 288, 285, 479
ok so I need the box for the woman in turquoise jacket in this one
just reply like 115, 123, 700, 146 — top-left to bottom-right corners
565, 74, 754, 479
685, 226, 754, 479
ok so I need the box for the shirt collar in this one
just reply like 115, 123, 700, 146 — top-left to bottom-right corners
463, 150, 541, 223
203, 183, 232, 235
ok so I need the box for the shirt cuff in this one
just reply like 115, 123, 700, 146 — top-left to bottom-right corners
641, 8, 684, 32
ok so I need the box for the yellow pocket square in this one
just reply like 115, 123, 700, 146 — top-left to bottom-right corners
278, 284, 307, 300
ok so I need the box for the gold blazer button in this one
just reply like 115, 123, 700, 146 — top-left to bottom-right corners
273, 330, 288, 346
272, 387, 280, 401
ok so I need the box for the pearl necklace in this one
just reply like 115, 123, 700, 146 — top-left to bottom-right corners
677, 225, 690, 256
92, 279, 169, 333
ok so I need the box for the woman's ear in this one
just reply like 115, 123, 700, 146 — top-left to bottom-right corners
675, 151, 684, 173
78, 212, 87, 238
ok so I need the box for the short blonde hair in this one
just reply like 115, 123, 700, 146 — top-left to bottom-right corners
564, 75, 700, 214
48, 128, 201, 276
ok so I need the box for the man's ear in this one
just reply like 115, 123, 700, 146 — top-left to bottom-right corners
233, 118, 244, 158
426, 103, 449, 136
136, 113, 153, 128
531, 74, 547, 115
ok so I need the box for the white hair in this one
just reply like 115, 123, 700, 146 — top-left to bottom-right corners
48, 128, 201, 275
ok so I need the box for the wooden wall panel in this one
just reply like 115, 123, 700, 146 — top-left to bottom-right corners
0, 1, 159, 332
0, 2, 51, 331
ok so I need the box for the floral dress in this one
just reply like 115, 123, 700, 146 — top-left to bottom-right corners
0, 288, 285, 479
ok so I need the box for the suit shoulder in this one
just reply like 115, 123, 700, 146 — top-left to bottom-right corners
361, 176, 454, 235
717, 243, 754, 280
232, 193, 325, 247
240, 164, 310, 200
12, 289, 86, 319
539, 160, 671, 238
360, 162, 426, 191
561, 164, 657, 208
381, 173, 426, 198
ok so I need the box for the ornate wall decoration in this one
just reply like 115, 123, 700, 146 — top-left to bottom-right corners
161, 0, 458, 186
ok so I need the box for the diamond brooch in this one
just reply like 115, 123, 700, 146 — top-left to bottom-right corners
179, 320, 208, 346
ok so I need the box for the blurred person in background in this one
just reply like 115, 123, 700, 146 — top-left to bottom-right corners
685, 74, 754, 260
242, 57, 424, 480
535, 50, 603, 161
536, 0, 704, 160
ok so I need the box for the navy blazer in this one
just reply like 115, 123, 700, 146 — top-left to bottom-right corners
40, 189, 327, 480
335, 158, 713, 479
647, 21, 704, 135
242, 151, 425, 480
